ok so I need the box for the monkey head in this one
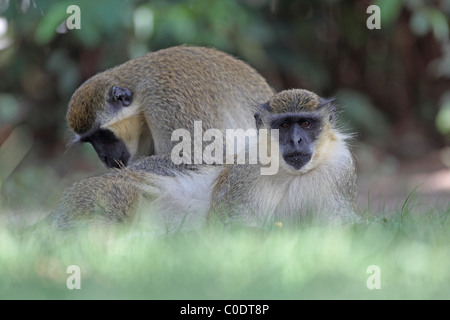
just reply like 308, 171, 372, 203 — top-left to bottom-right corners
255, 89, 338, 174
66, 73, 145, 169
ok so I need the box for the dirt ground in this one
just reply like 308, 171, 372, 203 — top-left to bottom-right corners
356, 146, 450, 214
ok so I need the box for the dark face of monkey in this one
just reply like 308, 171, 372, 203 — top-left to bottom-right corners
73, 86, 133, 168
255, 89, 335, 172
80, 128, 131, 168
271, 112, 322, 170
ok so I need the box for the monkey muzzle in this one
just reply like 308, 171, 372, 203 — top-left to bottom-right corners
94, 141, 130, 168
283, 151, 312, 170
80, 128, 131, 169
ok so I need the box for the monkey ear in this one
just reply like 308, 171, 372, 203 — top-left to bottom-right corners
254, 102, 270, 129
319, 97, 337, 124
254, 112, 264, 129
110, 86, 133, 107
328, 100, 338, 125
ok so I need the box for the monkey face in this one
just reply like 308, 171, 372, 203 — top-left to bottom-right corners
271, 112, 322, 171
68, 81, 148, 169
80, 128, 131, 168
255, 89, 336, 173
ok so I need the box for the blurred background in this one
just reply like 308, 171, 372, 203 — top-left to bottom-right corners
0, 0, 449, 222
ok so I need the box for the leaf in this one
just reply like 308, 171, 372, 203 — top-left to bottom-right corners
428, 8, 449, 42
34, 1, 73, 45
409, 8, 430, 36
435, 92, 450, 136
0, 94, 20, 124
375, 0, 403, 26
409, 7, 449, 41
133, 4, 155, 41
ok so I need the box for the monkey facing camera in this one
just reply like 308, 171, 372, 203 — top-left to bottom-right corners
210, 89, 359, 226
66, 45, 274, 168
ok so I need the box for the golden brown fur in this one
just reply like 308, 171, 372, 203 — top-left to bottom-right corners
209, 89, 359, 226
49, 89, 359, 231
67, 46, 275, 162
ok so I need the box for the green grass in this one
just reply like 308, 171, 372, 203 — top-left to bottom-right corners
0, 198, 449, 300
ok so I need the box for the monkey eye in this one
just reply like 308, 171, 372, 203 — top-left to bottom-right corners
300, 121, 311, 128
281, 123, 290, 128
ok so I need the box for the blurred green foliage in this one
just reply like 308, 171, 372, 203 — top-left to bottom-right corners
1, 0, 449, 145
0, 0, 449, 211
436, 91, 450, 136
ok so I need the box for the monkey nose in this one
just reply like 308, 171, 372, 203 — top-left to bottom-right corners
290, 137, 302, 144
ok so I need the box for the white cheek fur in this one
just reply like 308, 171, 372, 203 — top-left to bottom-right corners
98, 102, 145, 159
